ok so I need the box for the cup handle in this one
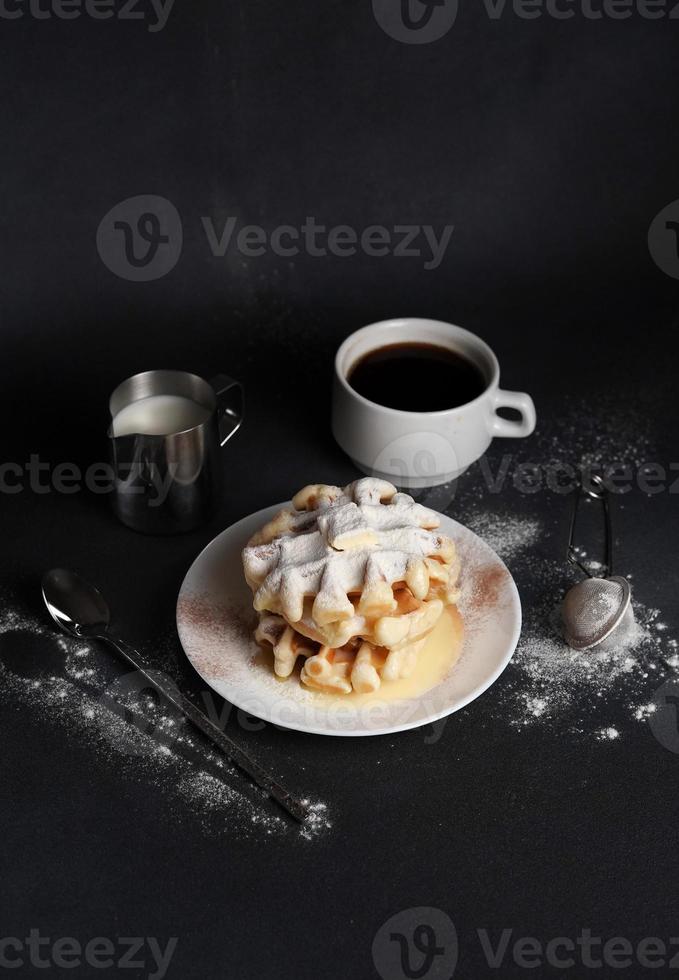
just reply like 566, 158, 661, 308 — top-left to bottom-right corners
210, 375, 244, 447
488, 389, 536, 439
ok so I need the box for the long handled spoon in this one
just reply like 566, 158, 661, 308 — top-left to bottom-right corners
41, 568, 309, 824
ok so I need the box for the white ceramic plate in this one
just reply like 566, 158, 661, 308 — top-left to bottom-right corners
176, 504, 522, 737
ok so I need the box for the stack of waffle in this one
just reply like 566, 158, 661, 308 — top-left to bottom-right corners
242, 479, 460, 695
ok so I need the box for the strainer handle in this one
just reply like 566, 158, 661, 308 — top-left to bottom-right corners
567, 474, 613, 578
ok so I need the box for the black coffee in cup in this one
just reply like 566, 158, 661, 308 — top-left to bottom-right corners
347, 342, 487, 412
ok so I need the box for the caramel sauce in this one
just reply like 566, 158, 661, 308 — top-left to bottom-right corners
318, 605, 463, 706
254, 607, 463, 706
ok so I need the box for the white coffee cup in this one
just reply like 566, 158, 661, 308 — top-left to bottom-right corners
332, 318, 536, 489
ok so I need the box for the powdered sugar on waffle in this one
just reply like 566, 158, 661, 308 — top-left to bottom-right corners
243, 479, 453, 625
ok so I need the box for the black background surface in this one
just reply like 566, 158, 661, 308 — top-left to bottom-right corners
2, 1, 679, 978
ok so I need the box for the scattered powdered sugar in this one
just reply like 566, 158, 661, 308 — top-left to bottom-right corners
464, 507, 678, 736
299, 801, 332, 840
464, 511, 541, 563
436, 398, 676, 736
598, 727, 620, 741
176, 770, 289, 837
509, 580, 674, 733
0, 598, 330, 841
535, 394, 657, 471
525, 696, 549, 718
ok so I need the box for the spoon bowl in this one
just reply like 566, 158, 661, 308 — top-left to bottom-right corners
42, 568, 110, 637
40, 567, 309, 823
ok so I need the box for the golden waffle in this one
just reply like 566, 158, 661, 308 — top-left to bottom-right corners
243, 478, 461, 695
255, 612, 431, 695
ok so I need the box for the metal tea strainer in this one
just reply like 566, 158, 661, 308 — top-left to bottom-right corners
561, 474, 633, 651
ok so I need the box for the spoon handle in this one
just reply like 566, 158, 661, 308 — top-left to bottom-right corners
99, 634, 309, 824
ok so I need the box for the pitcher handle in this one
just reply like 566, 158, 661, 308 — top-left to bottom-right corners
210, 375, 244, 447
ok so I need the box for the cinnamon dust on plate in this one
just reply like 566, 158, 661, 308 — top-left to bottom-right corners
465, 563, 511, 613
177, 592, 256, 682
